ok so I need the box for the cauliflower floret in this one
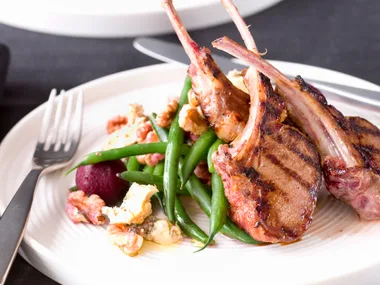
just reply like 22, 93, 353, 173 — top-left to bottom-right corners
107, 224, 144, 257
102, 183, 158, 225
66, 190, 106, 225
179, 104, 208, 136
102, 104, 148, 150
227, 69, 249, 93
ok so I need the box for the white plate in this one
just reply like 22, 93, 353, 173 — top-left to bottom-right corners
0, 0, 283, 38
1, 63, 380, 285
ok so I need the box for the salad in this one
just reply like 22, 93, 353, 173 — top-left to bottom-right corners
65, 75, 258, 257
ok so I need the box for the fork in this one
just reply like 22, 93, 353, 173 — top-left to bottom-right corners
0, 89, 83, 285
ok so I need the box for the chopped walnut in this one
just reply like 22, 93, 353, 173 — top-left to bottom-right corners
106, 115, 128, 134
126, 104, 145, 123
155, 96, 179, 128
107, 224, 144, 257
179, 104, 208, 136
102, 104, 148, 151
66, 190, 106, 225
136, 121, 153, 143
136, 124, 165, 166
194, 161, 211, 184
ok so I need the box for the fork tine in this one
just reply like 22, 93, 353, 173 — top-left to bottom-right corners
49, 90, 65, 149
65, 91, 83, 152
38, 89, 57, 143
60, 91, 75, 146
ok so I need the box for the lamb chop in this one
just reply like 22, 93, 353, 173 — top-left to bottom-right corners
162, 0, 250, 142
213, 36, 380, 220
211, 0, 322, 243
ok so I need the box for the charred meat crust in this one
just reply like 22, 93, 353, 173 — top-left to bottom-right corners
188, 49, 250, 142
214, 73, 322, 243
295, 77, 380, 175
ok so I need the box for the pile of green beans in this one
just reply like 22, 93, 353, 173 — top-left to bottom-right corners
163, 76, 192, 222
68, 75, 260, 248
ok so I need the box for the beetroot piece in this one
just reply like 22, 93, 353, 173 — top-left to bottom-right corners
75, 160, 128, 205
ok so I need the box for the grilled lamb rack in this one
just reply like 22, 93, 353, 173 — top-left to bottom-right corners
162, 0, 250, 142
213, 36, 380, 220
212, 0, 322, 243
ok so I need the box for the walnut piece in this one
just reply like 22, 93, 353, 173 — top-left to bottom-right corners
102, 104, 148, 151
155, 96, 179, 128
179, 104, 208, 136
136, 121, 153, 143
106, 115, 128, 134
66, 190, 106, 225
194, 161, 211, 184
136, 123, 165, 166
107, 224, 144, 257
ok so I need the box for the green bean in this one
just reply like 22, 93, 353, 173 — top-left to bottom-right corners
143, 165, 154, 174
164, 76, 192, 222
180, 129, 217, 187
118, 171, 190, 196
69, 185, 78, 192
154, 191, 166, 214
154, 192, 213, 245
153, 161, 165, 176
185, 174, 260, 244
207, 139, 224, 173
126, 156, 140, 171
149, 113, 169, 142
66, 142, 190, 174
197, 172, 228, 251
196, 139, 228, 250
175, 196, 214, 245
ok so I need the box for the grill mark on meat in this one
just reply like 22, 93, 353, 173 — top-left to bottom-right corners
353, 144, 380, 175
271, 132, 320, 169
357, 145, 380, 154
256, 197, 271, 222
242, 167, 276, 191
243, 166, 259, 180
348, 118, 380, 137
264, 153, 312, 190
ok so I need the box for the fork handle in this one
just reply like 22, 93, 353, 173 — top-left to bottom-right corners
0, 168, 43, 285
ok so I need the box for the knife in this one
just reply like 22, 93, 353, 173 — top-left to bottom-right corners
133, 37, 380, 108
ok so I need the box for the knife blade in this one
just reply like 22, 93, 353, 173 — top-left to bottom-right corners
133, 37, 380, 108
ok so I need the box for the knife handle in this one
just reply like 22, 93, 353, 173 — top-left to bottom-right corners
0, 43, 10, 100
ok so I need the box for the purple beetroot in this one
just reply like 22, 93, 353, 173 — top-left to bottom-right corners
76, 160, 128, 205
